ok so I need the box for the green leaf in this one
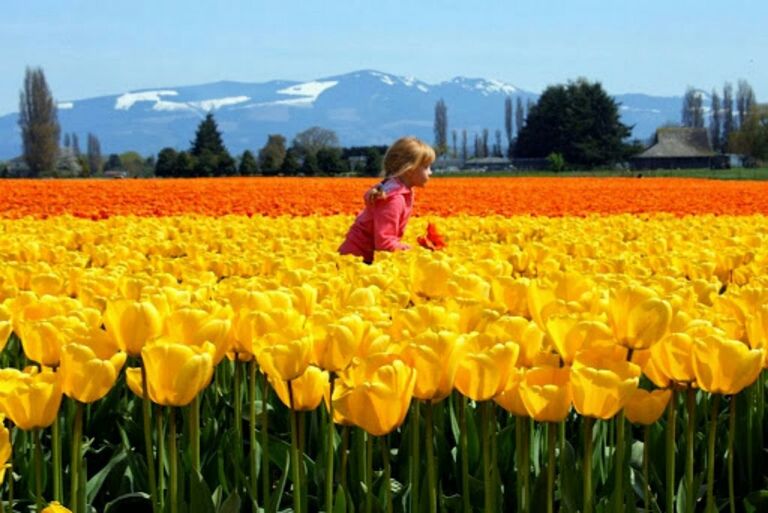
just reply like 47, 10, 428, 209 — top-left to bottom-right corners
188, 471, 216, 513
560, 440, 580, 513
333, 484, 347, 513
86, 447, 128, 504
217, 491, 241, 513
271, 453, 290, 513
102, 492, 151, 513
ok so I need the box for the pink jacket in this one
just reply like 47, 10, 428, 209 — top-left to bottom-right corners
338, 178, 413, 263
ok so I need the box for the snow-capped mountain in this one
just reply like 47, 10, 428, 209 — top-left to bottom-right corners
0, 70, 683, 159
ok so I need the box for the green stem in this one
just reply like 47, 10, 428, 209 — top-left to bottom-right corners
325, 374, 336, 513
425, 401, 437, 513
382, 435, 392, 513
615, 410, 626, 513
52, 410, 61, 503
482, 401, 494, 513
156, 406, 165, 513
169, 407, 178, 513
746, 383, 753, 487
0, 488, 4, 513
190, 394, 201, 473
685, 388, 695, 513
70, 402, 84, 513
288, 381, 303, 513
515, 416, 523, 513
547, 422, 556, 513
141, 363, 160, 513
261, 372, 271, 513
728, 396, 736, 513
705, 394, 720, 513
249, 360, 259, 509
666, 389, 677, 513
459, 396, 471, 513
643, 425, 650, 513
340, 426, 349, 493
34, 429, 43, 513
584, 417, 594, 513
365, 433, 373, 513
233, 360, 242, 491
411, 400, 421, 513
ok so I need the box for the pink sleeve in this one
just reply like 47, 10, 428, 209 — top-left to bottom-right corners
372, 195, 410, 251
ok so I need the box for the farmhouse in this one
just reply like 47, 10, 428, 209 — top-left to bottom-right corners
631, 127, 728, 170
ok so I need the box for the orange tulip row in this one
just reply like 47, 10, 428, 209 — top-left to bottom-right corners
3, 177, 768, 218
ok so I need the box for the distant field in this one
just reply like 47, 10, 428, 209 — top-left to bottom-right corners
439, 167, 768, 180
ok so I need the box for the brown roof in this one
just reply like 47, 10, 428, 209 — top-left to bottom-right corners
636, 127, 715, 158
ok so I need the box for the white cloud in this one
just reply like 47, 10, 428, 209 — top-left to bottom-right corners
58, 102, 74, 110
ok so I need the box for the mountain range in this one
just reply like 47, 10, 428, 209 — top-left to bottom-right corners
0, 70, 685, 160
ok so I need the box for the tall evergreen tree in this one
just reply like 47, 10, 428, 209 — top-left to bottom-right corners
87, 133, 102, 175
451, 130, 458, 158
481, 129, 489, 158
709, 90, 721, 152
433, 99, 448, 156
238, 150, 259, 176
504, 96, 513, 155
516, 78, 631, 167
155, 147, 178, 177
63, 133, 71, 149
190, 113, 235, 176
723, 82, 735, 152
300, 151, 320, 176
280, 148, 301, 175
18, 67, 60, 176
494, 129, 503, 157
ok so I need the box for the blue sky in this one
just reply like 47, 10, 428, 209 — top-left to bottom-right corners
1, 0, 765, 115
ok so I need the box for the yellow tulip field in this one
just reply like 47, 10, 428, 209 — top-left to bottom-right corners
0, 178, 767, 513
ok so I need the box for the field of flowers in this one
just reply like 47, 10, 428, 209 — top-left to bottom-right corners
0, 177, 767, 513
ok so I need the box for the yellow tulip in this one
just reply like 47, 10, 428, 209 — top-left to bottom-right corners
409, 254, 453, 300
104, 299, 163, 357
649, 333, 696, 384
333, 357, 416, 436
164, 306, 232, 364
126, 341, 215, 406
41, 502, 73, 513
518, 366, 572, 422
571, 348, 641, 420
270, 365, 328, 411
0, 304, 12, 352
60, 343, 126, 403
631, 349, 671, 389
313, 313, 371, 372
30, 273, 65, 296
491, 277, 530, 317
692, 335, 763, 394
0, 369, 62, 430
494, 368, 528, 416
454, 333, 520, 401
399, 330, 461, 402
17, 314, 88, 367
0, 415, 10, 485
623, 389, 671, 425
484, 316, 544, 367
608, 285, 672, 350
257, 331, 313, 382
545, 315, 613, 365
390, 304, 459, 341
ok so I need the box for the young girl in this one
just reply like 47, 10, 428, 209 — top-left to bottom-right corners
339, 136, 435, 264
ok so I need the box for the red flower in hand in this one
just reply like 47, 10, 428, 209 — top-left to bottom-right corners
417, 222, 446, 251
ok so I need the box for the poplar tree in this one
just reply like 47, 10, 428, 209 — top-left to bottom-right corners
723, 82, 735, 152
18, 67, 60, 176
87, 133, 102, 175
515, 97, 525, 135
709, 90, 721, 152
504, 96, 513, 156
433, 99, 448, 156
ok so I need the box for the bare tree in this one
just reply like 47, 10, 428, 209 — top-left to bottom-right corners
736, 79, 757, 128
461, 129, 468, 161
451, 129, 457, 158
482, 128, 489, 158
18, 67, 60, 176
433, 98, 448, 156
504, 96, 513, 155
709, 89, 721, 152
494, 129, 503, 157
723, 82, 735, 151
681, 87, 703, 127
87, 133, 102, 175
292, 126, 340, 158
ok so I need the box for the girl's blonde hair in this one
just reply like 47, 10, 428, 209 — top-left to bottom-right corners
382, 136, 436, 178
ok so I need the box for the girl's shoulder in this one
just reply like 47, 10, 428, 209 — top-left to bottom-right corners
379, 178, 402, 194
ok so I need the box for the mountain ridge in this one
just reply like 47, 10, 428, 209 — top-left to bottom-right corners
0, 70, 683, 160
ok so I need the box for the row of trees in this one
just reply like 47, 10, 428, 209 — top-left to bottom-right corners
433, 79, 636, 167
682, 80, 757, 152
154, 118, 386, 178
